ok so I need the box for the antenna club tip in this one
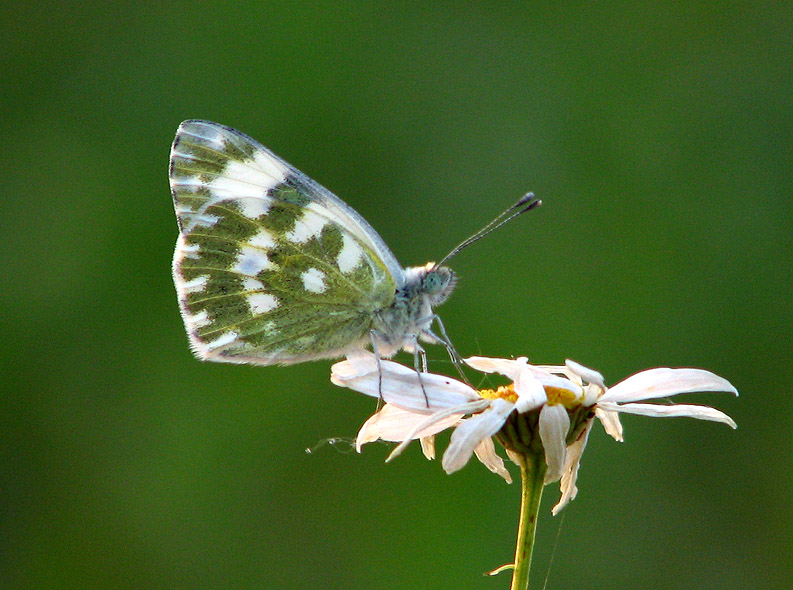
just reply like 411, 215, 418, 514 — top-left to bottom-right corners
520, 195, 542, 212
516, 192, 534, 205
517, 192, 542, 208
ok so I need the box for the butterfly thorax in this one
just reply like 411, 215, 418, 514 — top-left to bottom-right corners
372, 262, 457, 356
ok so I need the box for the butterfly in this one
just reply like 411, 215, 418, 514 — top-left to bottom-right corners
169, 120, 538, 369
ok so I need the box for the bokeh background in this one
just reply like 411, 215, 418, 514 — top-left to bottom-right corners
2, 3, 790, 589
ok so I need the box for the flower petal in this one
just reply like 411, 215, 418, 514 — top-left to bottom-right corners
565, 359, 606, 390
539, 404, 570, 483
356, 405, 418, 450
420, 436, 436, 460
552, 420, 593, 515
442, 398, 514, 475
598, 401, 737, 428
355, 404, 462, 451
473, 437, 513, 483
603, 368, 738, 403
505, 448, 523, 467
514, 374, 547, 413
331, 352, 480, 411
521, 369, 583, 406
387, 400, 491, 461
595, 407, 624, 441
465, 356, 529, 382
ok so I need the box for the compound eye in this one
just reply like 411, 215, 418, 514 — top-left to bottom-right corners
425, 267, 456, 305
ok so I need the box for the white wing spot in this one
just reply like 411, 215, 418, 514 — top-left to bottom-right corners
174, 203, 193, 216
243, 277, 265, 291
248, 293, 279, 314
236, 196, 272, 220
172, 175, 206, 193
232, 246, 275, 276
251, 150, 291, 185
181, 275, 209, 294
286, 210, 328, 243
248, 229, 276, 249
175, 238, 201, 260
338, 233, 363, 273
207, 152, 289, 215
191, 213, 220, 227
206, 331, 239, 351
187, 310, 211, 329
171, 149, 197, 161
200, 128, 226, 150
301, 268, 328, 294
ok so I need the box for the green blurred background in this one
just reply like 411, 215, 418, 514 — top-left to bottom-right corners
2, 2, 790, 588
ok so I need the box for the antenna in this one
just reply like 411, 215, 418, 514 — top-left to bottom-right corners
436, 192, 542, 267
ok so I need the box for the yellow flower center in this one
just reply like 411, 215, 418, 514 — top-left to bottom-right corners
479, 383, 582, 409
478, 384, 518, 403
545, 385, 580, 409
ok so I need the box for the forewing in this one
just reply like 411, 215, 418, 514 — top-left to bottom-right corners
170, 120, 397, 365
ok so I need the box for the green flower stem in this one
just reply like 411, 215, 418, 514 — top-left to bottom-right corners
510, 451, 547, 590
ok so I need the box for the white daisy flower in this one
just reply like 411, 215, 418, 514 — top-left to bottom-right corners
331, 351, 737, 513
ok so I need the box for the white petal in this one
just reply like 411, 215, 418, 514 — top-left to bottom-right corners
536, 364, 583, 386
539, 404, 570, 483
582, 384, 601, 407
442, 398, 514, 474
331, 349, 376, 375
552, 420, 593, 515
355, 404, 462, 451
420, 436, 436, 460
331, 352, 480, 411
514, 374, 547, 413
598, 401, 737, 428
387, 400, 491, 461
473, 437, 512, 483
505, 448, 523, 467
565, 359, 606, 389
595, 407, 624, 441
465, 356, 529, 381
355, 405, 411, 450
520, 369, 584, 405
603, 368, 738, 403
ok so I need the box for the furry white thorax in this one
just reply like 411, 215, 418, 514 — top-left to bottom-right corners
371, 262, 457, 357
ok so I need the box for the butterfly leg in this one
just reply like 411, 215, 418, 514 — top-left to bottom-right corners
418, 344, 428, 373
411, 343, 431, 408
411, 343, 435, 450
369, 329, 430, 407
420, 315, 469, 385
369, 330, 386, 403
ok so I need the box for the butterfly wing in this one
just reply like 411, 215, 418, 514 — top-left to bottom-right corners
170, 120, 402, 365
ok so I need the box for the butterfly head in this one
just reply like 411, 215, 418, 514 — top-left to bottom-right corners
410, 262, 457, 306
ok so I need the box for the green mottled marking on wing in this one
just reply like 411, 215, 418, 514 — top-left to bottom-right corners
180, 219, 395, 361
